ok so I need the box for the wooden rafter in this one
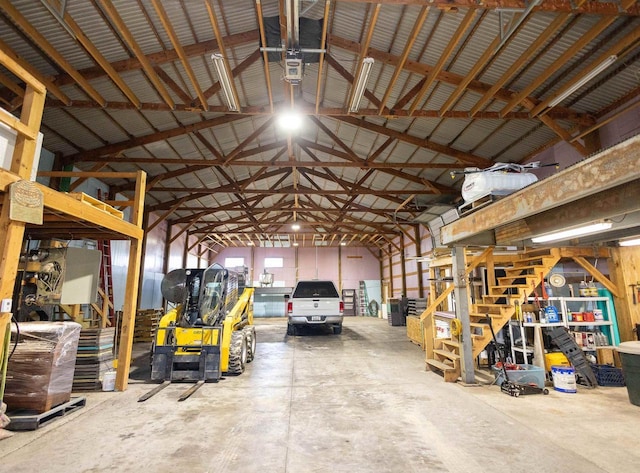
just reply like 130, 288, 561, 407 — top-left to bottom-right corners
98, 0, 175, 109
378, 6, 430, 114
346, 3, 380, 112
255, 0, 274, 113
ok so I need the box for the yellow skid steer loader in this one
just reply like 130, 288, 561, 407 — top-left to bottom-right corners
139, 263, 255, 401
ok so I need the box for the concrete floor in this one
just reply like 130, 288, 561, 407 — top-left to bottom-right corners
1, 317, 638, 473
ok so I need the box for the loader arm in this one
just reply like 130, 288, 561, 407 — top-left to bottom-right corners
220, 288, 254, 373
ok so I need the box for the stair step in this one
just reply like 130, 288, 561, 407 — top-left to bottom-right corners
504, 265, 547, 273
442, 339, 460, 350
469, 312, 502, 319
434, 348, 460, 360
470, 322, 489, 331
426, 358, 460, 382
482, 295, 521, 302
474, 303, 513, 314
490, 284, 530, 290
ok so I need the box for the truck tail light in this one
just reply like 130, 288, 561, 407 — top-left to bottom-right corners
339, 301, 344, 315
287, 301, 292, 314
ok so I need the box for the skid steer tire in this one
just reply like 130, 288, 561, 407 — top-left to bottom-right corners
244, 326, 256, 362
227, 330, 248, 375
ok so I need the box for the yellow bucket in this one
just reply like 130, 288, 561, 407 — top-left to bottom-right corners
545, 352, 570, 373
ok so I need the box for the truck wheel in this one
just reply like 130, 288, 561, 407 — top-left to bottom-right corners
333, 324, 342, 335
244, 325, 256, 362
228, 330, 247, 375
286, 323, 296, 336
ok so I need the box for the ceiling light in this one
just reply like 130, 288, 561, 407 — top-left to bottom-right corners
531, 221, 613, 243
291, 223, 300, 231
619, 238, 640, 247
278, 111, 303, 131
293, 242, 299, 247
340, 242, 347, 246
349, 57, 374, 113
547, 55, 617, 108
211, 53, 239, 112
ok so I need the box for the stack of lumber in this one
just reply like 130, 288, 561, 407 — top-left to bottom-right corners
72, 327, 115, 391
134, 309, 163, 343
4, 322, 81, 413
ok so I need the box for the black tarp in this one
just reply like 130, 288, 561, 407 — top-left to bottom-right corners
262, 16, 323, 63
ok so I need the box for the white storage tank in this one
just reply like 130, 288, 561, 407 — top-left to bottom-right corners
461, 170, 538, 203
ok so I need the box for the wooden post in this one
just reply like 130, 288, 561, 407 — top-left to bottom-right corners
0, 59, 46, 303
137, 210, 150, 306
115, 171, 146, 391
163, 222, 172, 275
608, 246, 640, 341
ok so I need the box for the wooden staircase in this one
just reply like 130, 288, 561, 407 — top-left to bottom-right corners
424, 248, 561, 382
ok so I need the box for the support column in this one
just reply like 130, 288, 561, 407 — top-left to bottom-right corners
115, 171, 146, 391
338, 244, 342, 292
388, 244, 394, 297
0, 79, 45, 302
163, 223, 172, 275
452, 246, 475, 385
400, 232, 407, 296
414, 225, 424, 298
182, 231, 189, 268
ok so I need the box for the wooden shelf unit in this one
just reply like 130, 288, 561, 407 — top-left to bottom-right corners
0, 51, 146, 392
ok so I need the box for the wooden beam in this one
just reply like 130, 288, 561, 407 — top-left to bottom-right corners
346, 4, 380, 113
0, 0, 106, 106
409, 8, 477, 115
336, 0, 639, 16
255, 0, 275, 113
573, 256, 621, 298
49, 0, 141, 108
0, 58, 46, 302
147, 196, 189, 233
98, 0, 175, 109
314, 0, 331, 115
441, 134, 640, 245
470, 13, 570, 117
204, 0, 241, 111
378, 6, 429, 114
153, 0, 207, 109
66, 114, 246, 163
115, 170, 146, 391
530, 27, 640, 117
499, 5, 634, 116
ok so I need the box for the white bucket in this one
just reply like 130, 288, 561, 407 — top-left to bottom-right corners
102, 371, 116, 392
552, 365, 577, 393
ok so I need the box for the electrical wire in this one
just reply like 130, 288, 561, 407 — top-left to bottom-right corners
8, 314, 19, 360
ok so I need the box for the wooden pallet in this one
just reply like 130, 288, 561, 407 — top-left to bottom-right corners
6, 396, 86, 431
68, 192, 123, 219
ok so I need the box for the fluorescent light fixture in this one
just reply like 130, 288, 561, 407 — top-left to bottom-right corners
278, 111, 303, 131
291, 223, 300, 231
531, 221, 613, 243
340, 242, 347, 246
620, 238, 640, 247
211, 53, 239, 112
548, 55, 617, 108
349, 57, 374, 113
293, 242, 299, 247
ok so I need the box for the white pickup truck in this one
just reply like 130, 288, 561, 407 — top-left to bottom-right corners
286, 280, 344, 335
